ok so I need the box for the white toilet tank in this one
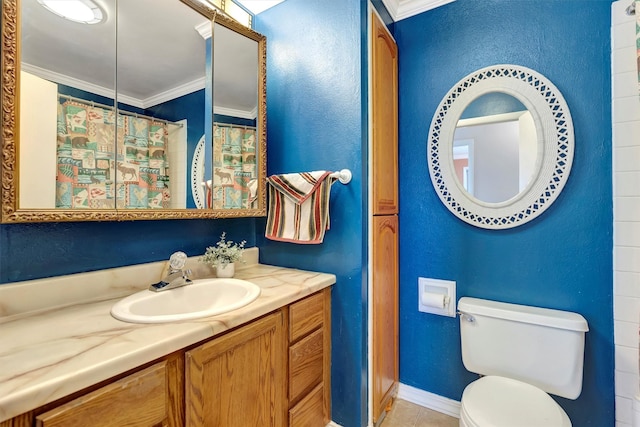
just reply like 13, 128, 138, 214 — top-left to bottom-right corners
458, 297, 589, 399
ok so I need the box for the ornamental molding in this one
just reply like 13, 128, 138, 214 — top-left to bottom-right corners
380, 0, 455, 22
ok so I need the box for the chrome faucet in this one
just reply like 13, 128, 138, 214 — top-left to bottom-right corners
149, 251, 193, 292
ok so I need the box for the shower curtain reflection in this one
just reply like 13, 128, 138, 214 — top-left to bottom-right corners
55, 98, 177, 209
207, 123, 257, 209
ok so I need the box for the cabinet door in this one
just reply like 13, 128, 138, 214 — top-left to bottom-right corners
372, 215, 399, 422
35, 357, 182, 427
185, 311, 285, 427
372, 12, 398, 215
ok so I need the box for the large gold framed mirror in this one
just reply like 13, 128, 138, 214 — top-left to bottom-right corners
1, 0, 266, 223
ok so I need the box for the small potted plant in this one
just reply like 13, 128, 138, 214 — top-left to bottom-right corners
200, 232, 246, 278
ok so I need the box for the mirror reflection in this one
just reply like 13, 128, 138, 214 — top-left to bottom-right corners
116, 0, 209, 210
193, 22, 259, 210
453, 92, 537, 204
19, 0, 208, 210
20, 0, 118, 209
13, 0, 265, 221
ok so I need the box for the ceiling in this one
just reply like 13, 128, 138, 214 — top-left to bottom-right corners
21, 0, 258, 117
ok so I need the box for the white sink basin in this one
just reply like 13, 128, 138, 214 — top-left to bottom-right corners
111, 278, 261, 323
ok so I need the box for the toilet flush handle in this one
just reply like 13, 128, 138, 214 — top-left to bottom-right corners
458, 311, 475, 323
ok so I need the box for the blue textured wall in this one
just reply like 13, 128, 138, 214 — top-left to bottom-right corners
255, 0, 368, 426
0, 219, 256, 283
460, 92, 526, 119
395, 0, 614, 425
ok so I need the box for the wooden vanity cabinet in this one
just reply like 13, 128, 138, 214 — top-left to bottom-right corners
3, 289, 332, 427
287, 289, 331, 427
182, 288, 331, 427
184, 311, 286, 427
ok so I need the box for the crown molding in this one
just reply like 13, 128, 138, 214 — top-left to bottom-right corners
21, 63, 210, 110
20, 62, 127, 105
380, 0, 455, 21
196, 21, 211, 39
214, 105, 256, 120
143, 77, 206, 108
22, 63, 253, 117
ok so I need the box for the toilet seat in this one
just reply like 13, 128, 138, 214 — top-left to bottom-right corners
459, 376, 572, 427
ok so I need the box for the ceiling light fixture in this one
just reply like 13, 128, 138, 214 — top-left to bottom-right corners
37, 0, 104, 24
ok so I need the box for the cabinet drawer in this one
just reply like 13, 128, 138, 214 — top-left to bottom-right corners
289, 328, 323, 404
289, 383, 325, 427
289, 292, 324, 342
36, 362, 170, 427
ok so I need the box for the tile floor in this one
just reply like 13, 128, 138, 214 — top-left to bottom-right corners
379, 399, 459, 427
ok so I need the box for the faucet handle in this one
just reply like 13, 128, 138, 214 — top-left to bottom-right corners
169, 251, 187, 271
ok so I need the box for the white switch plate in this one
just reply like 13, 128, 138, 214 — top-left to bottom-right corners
418, 277, 456, 317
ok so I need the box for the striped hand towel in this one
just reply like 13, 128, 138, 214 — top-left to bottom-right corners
266, 171, 337, 244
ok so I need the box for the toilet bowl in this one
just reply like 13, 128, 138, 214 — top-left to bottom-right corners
458, 297, 588, 427
459, 376, 571, 427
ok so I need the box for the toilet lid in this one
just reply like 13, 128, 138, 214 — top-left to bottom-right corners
460, 376, 571, 427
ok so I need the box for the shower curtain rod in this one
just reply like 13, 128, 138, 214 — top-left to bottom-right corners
626, 1, 635, 15
214, 121, 257, 130
58, 94, 184, 128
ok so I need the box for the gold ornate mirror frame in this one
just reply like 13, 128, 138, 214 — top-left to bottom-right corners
1, 0, 266, 222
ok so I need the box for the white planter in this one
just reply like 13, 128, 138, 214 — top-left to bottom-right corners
216, 262, 235, 278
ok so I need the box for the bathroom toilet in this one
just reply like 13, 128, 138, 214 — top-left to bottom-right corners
457, 297, 589, 427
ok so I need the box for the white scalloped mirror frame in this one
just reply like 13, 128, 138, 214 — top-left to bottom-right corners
428, 64, 574, 229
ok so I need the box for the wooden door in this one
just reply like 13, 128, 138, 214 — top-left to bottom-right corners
372, 215, 399, 423
372, 11, 398, 215
185, 312, 285, 427
371, 10, 399, 424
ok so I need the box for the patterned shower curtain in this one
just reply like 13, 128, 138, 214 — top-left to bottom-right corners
210, 124, 257, 209
55, 100, 171, 209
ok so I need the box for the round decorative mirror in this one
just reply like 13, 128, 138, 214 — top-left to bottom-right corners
428, 64, 574, 229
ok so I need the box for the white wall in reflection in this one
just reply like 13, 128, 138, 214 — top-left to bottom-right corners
453, 111, 536, 204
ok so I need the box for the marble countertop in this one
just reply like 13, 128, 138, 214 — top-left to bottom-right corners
0, 258, 335, 422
